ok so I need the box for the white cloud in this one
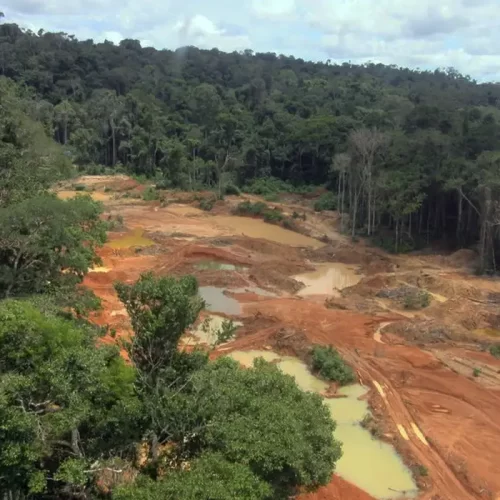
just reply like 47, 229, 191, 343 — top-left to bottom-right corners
2, 0, 500, 81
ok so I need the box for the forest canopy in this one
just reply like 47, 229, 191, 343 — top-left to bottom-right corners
2, 21, 500, 268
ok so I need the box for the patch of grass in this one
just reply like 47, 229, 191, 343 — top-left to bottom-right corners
489, 344, 500, 358
264, 193, 280, 202
314, 192, 337, 212
199, 198, 215, 212
310, 345, 355, 385
142, 186, 159, 201
104, 214, 124, 231
403, 290, 431, 310
473, 367, 481, 377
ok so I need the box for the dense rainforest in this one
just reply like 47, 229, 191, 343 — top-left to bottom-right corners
2, 21, 500, 269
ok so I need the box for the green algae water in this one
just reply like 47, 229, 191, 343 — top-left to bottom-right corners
227, 350, 417, 499
199, 286, 242, 315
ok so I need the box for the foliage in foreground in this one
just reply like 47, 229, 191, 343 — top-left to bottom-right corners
0, 194, 107, 297
311, 345, 355, 385
115, 452, 272, 500
0, 299, 139, 497
113, 273, 340, 499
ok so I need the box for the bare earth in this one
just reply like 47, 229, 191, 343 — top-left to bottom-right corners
60, 176, 500, 500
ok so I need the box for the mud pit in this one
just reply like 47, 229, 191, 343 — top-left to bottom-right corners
70, 177, 500, 500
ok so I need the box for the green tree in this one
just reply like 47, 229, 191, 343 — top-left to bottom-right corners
0, 299, 139, 498
0, 194, 106, 297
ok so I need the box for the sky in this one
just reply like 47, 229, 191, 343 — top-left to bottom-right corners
2, 0, 500, 82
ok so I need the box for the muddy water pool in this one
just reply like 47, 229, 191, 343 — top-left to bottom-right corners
195, 260, 247, 272
212, 215, 324, 248
228, 350, 417, 499
107, 228, 155, 249
294, 263, 363, 296
199, 286, 242, 315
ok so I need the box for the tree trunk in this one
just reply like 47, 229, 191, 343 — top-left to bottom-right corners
456, 189, 463, 240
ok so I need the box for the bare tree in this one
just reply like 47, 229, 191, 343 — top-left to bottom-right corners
331, 153, 350, 233
348, 128, 386, 236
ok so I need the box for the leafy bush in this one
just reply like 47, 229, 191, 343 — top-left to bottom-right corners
234, 201, 268, 216
155, 178, 171, 190
104, 186, 112, 193
490, 344, 500, 358
242, 177, 295, 196
415, 464, 429, 477
74, 183, 86, 191
142, 186, 159, 201
314, 192, 337, 212
224, 183, 241, 195
199, 197, 215, 211
310, 345, 355, 385
403, 290, 431, 310
473, 367, 481, 377
264, 193, 279, 202
263, 209, 284, 223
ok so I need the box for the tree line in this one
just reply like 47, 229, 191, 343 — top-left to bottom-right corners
2, 21, 500, 268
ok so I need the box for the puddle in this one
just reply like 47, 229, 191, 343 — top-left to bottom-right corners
473, 328, 500, 338
428, 291, 448, 303
212, 215, 324, 248
227, 350, 417, 499
167, 205, 204, 216
374, 321, 392, 344
295, 263, 363, 296
199, 286, 242, 315
231, 286, 276, 297
184, 314, 243, 346
195, 260, 247, 272
90, 266, 111, 273
107, 228, 155, 249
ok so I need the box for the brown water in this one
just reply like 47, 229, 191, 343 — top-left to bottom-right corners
199, 286, 242, 315
107, 228, 155, 249
227, 350, 417, 499
184, 314, 243, 346
195, 260, 247, 272
231, 286, 276, 297
295, 263, 363, 296
212, 215, 324, 248
473, 328, 500, 338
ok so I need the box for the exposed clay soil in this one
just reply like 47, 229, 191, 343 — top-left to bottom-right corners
61, 176, 500, 500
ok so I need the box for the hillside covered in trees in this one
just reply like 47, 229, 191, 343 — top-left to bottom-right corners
2, 22, 500, 269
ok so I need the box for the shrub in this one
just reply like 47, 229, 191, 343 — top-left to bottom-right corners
415, 464, 428, 477
473, 367, 481, 377
104, 186, 112, 193
490, 344, 500, 358
234, 201, 268, 216
403, 290, 431, 310
199, 198, 215, 211
264, 193, 279, 202
224, 183, 241, 196
155, 179, 171, 190
310, 345, 355, 385
74, 184, 86, 191
142, 186, 159, 201
242, 177, 295, 196
263, 209, 284, 223
314, 192, 337, 212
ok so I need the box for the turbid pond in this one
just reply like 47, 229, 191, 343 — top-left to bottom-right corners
107, 228, 155, 249
199, 286, 242, 315
212, 215, 324, 248
183, 314, 243, 346
195, 260, 247, 272
228, 350, 417, 499
294, 262, 363, 296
